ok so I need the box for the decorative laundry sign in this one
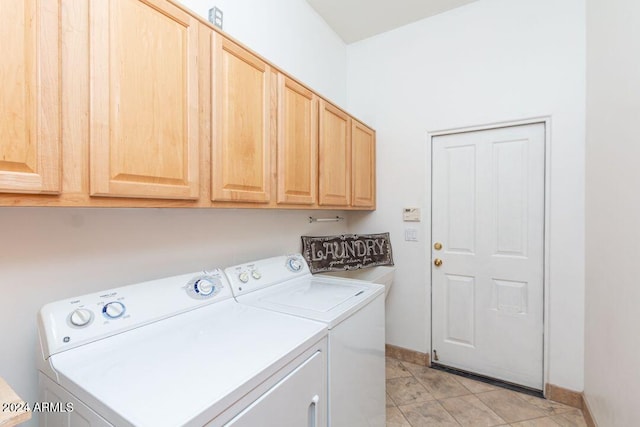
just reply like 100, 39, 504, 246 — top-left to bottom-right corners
301, 233, 394, 274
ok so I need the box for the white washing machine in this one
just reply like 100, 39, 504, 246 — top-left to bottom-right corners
225, 254, 385, 427
37, 268, 328, 427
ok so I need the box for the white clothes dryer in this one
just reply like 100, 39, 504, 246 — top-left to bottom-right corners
225, 254, 385, 427
37, 268, 327, 427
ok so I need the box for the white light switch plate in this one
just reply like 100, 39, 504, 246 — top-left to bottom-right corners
405, 228, 418, 241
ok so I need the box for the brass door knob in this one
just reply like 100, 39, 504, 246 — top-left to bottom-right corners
434, 258, 443, 267
433, 242, 443, 250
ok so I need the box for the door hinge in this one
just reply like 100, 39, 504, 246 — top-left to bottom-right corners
433, 349, 439, 362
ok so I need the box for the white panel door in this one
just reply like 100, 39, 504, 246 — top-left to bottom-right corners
431, 123, 545, 390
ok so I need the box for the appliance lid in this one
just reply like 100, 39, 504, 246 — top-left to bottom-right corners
46, 300, 326, 427
237, 276, 384, 327
261, 279, 365, 312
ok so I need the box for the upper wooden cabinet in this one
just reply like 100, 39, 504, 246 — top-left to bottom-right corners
277, 75, 318, 205
211, 35, 274, 203
351, 120, 376, 208
89, 0, 200, 199
318, 100, 351, 206
0, 1, 375, 209
0, 0, 60, 194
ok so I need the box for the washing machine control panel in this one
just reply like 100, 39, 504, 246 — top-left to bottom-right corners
38, 268, 232, 358
286, 257, 303, 272
225, 254, 310, 297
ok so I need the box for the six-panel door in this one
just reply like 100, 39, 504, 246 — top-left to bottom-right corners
211, 35, 274, 203
431, 123, 545, 390
0, 0, 60, 194
89, 0, 200, 199
318, 101, 351, 206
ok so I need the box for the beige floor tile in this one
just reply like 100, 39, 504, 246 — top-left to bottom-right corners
387, 377, 436, 406
475, 390, 548, 423
440, 394, 506, 427
402, 360, 431, 374
452, 375, 500, 394
386, 357, 414, 379
385, 358, 579, 427
518, 394, 575, 416
550, 409, 588, 427
387, 393, 397, 407
409, 367, 472, 399
387, 406, 412, 427
399, 401, 461, 427
510, 417, 562, 426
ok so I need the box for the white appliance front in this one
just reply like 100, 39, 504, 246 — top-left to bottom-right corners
226, 254, 385, 427
37, 269, 328, 427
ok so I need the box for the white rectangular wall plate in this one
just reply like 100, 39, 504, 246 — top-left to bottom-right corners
208, 7, 223, 29
404, 228, 418, 241
403, 208, 421, 222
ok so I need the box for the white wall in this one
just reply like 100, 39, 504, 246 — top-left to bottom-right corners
346, 0, 586, 391
585, 0, 640, 425
0, 208, 348, 426
177, 0, 348, 107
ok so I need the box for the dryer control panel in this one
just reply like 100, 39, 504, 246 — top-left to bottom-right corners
38, 269, 231, 359
225, 254, 311, 297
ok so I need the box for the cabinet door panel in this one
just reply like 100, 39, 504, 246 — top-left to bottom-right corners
318, 101, 351, 206
277, 75, 317, 205
352, 120, 376, 208
90, 0, 199, 199
0, 0, 60, 194
212, 36, 273, 203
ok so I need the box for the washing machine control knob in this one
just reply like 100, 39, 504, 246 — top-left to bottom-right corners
251, 270, 262, 280
238, 271, 250, 283
194, 277, 216, 296
69, 308, 93, 327
286, 257, 303, 272
103, 301, 126, 319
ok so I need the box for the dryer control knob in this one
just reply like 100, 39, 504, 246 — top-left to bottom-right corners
194, 277, 216, 296
69, 309, 93, 327
287, 257, 303, 272
239, 271, 250, 283
103, 301, 126, 319
251, 270, 262, 280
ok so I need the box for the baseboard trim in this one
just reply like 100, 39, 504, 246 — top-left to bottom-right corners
582, 394, 597, 427
385, 344, 430, 366
545, 383, 583, 409
545, 383, 597, 425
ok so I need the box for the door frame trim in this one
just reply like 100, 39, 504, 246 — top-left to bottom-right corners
426, 116, 552, 394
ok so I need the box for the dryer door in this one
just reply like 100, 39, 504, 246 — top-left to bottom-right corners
224, 351, 326, 427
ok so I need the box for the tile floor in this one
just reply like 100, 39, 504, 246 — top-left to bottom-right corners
386, 357, 587, 427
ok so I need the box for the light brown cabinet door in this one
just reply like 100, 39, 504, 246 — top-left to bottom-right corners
277, 75, 318, 205
212, 35, 274, 203
0, 0, 60, 194
351, 120, 376, 208
318, 101, 351, 206
89, 0, 199, 199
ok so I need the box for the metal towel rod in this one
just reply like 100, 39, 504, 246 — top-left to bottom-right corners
308, 216, 344, 223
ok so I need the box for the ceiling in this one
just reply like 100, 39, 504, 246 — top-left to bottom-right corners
306, 0, 479, 43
